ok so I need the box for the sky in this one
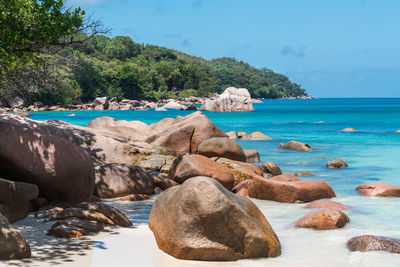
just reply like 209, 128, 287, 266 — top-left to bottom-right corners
69, 0, 400, 97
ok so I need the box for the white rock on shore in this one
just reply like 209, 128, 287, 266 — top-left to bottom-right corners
200, 87, 254, 112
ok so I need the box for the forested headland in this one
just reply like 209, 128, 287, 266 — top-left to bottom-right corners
0, 1, 307, 107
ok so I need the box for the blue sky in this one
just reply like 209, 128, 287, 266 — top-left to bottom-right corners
70, 0, 400, 97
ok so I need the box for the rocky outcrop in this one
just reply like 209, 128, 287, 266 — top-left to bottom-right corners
0, 178, 38, 222
200, 87, 254, 112
0, 112, 95, 204
149, 176, 281, 261
92, 97, 109, 110
237, 131, 249, 139
0, 214, 31, 260
304, 200, 350, 210
295, 209, 349, 230
94, 164, 154, 198
233, 175, 335, 203
347, 235, 400, 254
146, 111, 227, 154
356, 182, 400, 197
259, 162, 282, 176
244, 149, 260, 163
326, 159, 348, 169
169, 154, 234, 190
197, 137, 246, 162
182, 104, 197, 110
279, 141, 312, 151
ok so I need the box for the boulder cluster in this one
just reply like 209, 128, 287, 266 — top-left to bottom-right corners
2, 105, 400, 262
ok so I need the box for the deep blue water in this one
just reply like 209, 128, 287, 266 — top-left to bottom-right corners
28, 98, 400, 266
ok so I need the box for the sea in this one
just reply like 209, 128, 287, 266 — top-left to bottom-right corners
28, 98, 400, 266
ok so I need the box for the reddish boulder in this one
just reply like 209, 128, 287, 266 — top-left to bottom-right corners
295, 209, 349, 230
356, 182, 400, 197
304, 200, 351, 210
259, 162, 282, 176
214, 157, 263, 185
233, 176, 335, 203
149, 176, 281, 261
197, 137, 246, 162
169, 154, 234, 190
244, 149, 260, 163
347, 235, 400, 254
146, 111, 227, 154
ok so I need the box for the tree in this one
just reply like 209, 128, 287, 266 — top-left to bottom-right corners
0, 0, 107, 105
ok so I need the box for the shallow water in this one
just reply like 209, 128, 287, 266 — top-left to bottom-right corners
30, 98, 400, 266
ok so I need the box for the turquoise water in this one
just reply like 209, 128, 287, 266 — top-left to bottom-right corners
29, 98, 400, 266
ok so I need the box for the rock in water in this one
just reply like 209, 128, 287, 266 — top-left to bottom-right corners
341, 128, 356, 132
326, 159, 349, 168
279, 141, 312, 151
197, 137, 247, 162
347, 235, 400, 254
304, 200, 350, 210
0, 214, 31, 260
94, 164, 154, 198
355, 182, 400, 197
149, 176, 281, 261
0, 112, 95, 204
295, 209, 350, 230
225, 131, 238, 139
200, 87, 254, 112
169, 154, 234, 190
233, 176, 335, 203
248, 132, 272, 140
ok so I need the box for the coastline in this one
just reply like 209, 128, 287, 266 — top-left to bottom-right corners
0, 94, 313, 113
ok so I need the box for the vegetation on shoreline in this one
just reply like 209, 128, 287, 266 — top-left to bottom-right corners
0, 1, 307, 107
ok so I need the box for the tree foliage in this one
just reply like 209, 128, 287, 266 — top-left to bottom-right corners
0, 1, 306, 106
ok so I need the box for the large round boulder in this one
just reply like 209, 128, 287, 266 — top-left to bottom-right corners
94, 164, 155, 198
197, 137, 246, 162
146, 112, 227, 154
233, 176, 335, 203
347, 235, 400, 254
169, 154, 234, 190
149, 176, 281, 261
295, 209, 350, 230
0, 113, 95, 204
356, 182, 400, 197
279, 141, 312, 151
0, 214, 31, 260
